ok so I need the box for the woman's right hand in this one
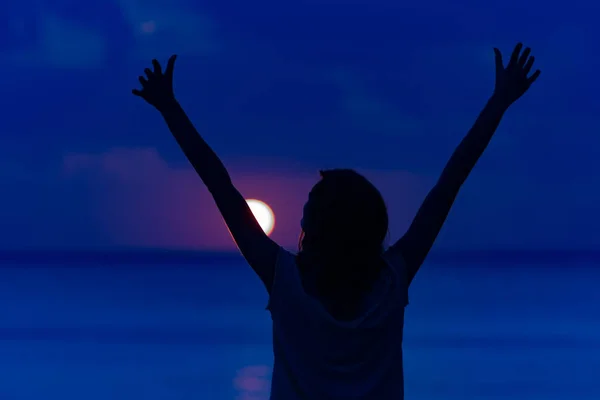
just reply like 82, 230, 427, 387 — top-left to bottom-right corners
132, 55, 178, 111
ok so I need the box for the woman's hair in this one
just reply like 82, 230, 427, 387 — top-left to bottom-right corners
297, 169, 389, 319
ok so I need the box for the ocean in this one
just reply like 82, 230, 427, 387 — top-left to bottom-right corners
0, 251, 599, 399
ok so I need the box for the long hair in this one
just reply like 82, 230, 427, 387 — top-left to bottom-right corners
297, 169, 389, 319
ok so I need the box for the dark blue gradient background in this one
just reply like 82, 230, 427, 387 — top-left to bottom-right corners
0, 0, 598, 398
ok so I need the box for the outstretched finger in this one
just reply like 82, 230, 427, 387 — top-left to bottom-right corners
144, 68, 154, 79
152, 59, 162, 75
132, 89, 143, 96
165, 54, 178, 79
523, 56, 535, 75
138, 76, 147, 86
509, 43, 523, 66
527, 69, 541, 86
518, 47, 531, 67
493, 48, 504, 71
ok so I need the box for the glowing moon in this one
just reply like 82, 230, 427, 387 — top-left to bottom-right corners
246, 199, 275, 236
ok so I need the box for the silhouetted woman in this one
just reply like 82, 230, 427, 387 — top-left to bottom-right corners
132, 43, 540, 400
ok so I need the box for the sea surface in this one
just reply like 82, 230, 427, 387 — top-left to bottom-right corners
0, 252, 599, 399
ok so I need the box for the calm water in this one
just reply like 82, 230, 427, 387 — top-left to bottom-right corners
0, 256, 599, 399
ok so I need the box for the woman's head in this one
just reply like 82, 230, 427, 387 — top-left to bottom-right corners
300, 169, 388, 254
297, 169, 389, 312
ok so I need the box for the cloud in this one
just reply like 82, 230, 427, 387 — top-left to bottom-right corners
64, 146, 600, 252
328, 68, 510, 173
61, 147, 430, 251
64, 147, 230, 249
1, 145, 597, 250
0, 1, 220, 70
1, 13, 107, 69
116, 0, 221, 59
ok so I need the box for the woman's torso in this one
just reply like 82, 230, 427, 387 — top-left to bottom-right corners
267, 248, 409, 400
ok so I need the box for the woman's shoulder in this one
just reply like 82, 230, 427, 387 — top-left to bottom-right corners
382, 247, 407, 271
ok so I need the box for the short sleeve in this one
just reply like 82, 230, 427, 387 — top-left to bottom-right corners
266, 247, 305, 314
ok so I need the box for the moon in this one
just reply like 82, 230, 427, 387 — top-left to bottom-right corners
246, 199, 275, 236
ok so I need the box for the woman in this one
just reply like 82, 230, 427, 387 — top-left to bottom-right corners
132, 43, 540, 399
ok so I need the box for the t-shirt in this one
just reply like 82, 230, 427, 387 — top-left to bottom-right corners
267, 247, 409, 400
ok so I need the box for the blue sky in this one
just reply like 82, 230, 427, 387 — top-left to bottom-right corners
0, 0, 598, 250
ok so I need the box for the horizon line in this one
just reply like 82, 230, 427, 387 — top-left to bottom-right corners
0, 248, 599, 265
